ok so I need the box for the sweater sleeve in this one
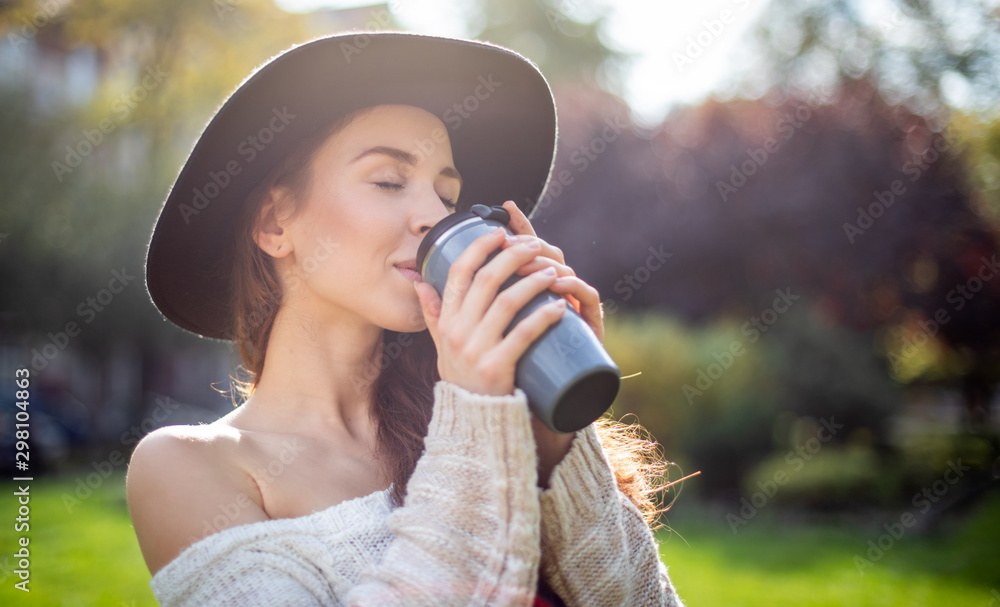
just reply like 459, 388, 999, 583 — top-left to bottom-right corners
346, 380, 542, 606
538, 425, 685, 607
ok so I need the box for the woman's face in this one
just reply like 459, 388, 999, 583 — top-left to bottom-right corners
266, 104, 461, 333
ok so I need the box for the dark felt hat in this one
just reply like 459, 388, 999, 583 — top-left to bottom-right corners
145, 32, 558, 340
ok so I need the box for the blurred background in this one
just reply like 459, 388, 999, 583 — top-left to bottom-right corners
1, 0, 999, 604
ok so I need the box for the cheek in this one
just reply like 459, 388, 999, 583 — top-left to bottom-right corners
290, 181, 405, 294
292, 215, 344, 275
291, 187, 354, 268
297, 213, 390, 289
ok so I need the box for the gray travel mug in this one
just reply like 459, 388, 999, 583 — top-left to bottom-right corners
416, 204, 621, 433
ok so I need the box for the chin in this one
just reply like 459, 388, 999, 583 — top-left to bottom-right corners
379, 303, 427, 334
385, 318, 426, 333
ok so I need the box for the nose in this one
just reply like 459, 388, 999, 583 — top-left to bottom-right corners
410, 188, 452, 236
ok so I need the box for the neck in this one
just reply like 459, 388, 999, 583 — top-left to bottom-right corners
242, 298, 385, 437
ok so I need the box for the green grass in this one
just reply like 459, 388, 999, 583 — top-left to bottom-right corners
0, 472, 155, 606
0, 473, 997, 605
658, 493, 1000, 606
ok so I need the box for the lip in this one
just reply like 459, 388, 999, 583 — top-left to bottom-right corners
394, 259, 422, 283
396, 267, 422, 282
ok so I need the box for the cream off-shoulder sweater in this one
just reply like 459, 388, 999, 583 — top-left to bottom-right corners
149, 381, 685, 606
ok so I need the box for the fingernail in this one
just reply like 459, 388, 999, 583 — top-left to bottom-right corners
526, 240, 541, 249
542, 267, 556, 276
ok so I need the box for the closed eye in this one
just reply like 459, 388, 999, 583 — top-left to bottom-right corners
376, 181, 456, 211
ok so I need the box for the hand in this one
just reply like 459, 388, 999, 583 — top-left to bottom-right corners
413, 219, 567, 398
497, 200, 605, 343
499, 201, 607, 485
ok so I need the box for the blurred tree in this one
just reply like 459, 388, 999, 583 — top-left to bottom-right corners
0, 0, 317, 343
538, 79, 1000, 428
952, 111, 1000, 227
465, 0, 1000, 433
742, 0, 1000, 115
469, 0, 626, 88
2, 0, 315, 158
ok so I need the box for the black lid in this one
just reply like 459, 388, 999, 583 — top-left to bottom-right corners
416, 204, 511, 270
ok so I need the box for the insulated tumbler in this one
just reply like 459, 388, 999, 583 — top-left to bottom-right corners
416, 204, 620, 433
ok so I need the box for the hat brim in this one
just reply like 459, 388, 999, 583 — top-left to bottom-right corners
145, 32, 557, 340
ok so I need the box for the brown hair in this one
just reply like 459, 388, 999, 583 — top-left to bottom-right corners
227, 109, 677, 524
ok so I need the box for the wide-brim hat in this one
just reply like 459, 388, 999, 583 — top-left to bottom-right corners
145, 32, 557, 340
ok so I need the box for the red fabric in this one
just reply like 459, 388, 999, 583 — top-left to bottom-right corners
535, 578, 567, 606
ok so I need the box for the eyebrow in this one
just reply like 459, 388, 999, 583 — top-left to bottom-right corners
351, 145, 463, 185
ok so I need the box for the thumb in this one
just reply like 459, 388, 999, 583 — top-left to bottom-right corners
414, 281, 441, 333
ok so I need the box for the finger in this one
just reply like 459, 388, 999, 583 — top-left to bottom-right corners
557, 292, 583, 314
507, 256, 574, 278
549, 275, 604, 342
489, 298, 567, 367
413, 281, 441, 338
438, 227, 507, 321
500, 235, 565, 266
458, 240, 547, 331
465, 266, 561, 354
501, 199, 537, 238
549, 275, 599, 305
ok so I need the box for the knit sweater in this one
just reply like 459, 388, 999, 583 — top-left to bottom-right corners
149, 381, 685, 606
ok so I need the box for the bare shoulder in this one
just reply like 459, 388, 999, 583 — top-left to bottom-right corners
126, 423, 268, 576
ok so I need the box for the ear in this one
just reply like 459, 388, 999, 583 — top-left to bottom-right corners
253, 188, 295, 259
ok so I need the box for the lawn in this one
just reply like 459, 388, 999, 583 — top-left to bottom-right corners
0, 473, 997, 605
658, 493, 1000, 606
0, 472, 154, 606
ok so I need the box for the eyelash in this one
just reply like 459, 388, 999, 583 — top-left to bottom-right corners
375, 182, 458, 210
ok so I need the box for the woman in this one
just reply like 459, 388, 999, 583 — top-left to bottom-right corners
127, 32, 685, 606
